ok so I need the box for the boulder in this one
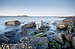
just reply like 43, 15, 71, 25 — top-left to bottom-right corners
53, 33, 64, 44
38, 20, 44, 29
38, 20, 49, 31
57, 23, 68, 30
21, 22, 36, 29
5, 20, 21, 26
63, 18, 74, 25
65, 33, 73, 41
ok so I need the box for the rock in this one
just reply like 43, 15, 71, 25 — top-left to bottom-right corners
36, 33, 47, 37
57, 23, 68, 30
53, 33, 64, 44
20, 36, 48, 48
38, 20, 50, 32
67, 25, 74, 33
72, 37, 75, 48
5, 20, 21, 26
48, 32, 54, 35
62, 42, 71, 49
38, 20, 44, 29
21, 22, 36, 36
0, 34, 9, 44
65, 33, 73, 41
21, 30, 28, 36
63, 18, 74, 25
21, 22, 36, 29
4, 30, 16, 37
56, 43, 61, 49
38, 20, 49, 30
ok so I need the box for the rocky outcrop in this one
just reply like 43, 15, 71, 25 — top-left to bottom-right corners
5, 20, 21, 26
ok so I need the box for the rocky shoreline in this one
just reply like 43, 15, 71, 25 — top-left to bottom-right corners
0, 16, 75, 49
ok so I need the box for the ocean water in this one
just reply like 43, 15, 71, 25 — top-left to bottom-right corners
0, 16, 65, 34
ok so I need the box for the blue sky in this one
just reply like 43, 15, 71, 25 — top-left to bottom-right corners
0, 0, 75, 16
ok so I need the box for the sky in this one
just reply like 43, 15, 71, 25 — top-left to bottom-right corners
0, 0, 75, 16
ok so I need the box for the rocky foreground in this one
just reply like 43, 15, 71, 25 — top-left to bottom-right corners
0, 16, 75, 49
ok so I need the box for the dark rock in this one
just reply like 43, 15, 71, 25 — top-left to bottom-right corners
4, 30, 16, 37
0, 34, 9, 44
5, 20, 21, 26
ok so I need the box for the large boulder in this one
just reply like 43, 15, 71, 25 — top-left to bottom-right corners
5, 20, 21, 26
53, 33, 64, 44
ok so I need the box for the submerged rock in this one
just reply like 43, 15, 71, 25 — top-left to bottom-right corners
5, 20, 21, 26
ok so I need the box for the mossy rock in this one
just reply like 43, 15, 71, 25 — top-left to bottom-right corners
36, 33, 47, 37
